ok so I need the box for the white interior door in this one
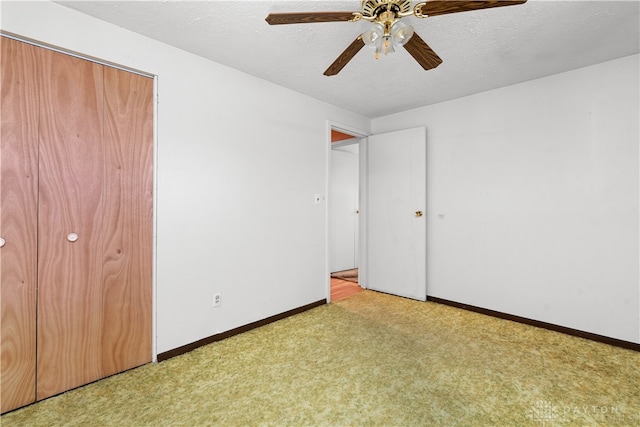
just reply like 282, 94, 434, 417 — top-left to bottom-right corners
366, 127, 426, 300
330, 146, 359, 272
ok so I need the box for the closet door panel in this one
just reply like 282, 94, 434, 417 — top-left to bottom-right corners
101, 67, 153, 374
0, 38, 39, 414
36, 49, 106, 399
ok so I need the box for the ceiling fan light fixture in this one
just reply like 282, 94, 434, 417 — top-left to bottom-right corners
362, 22, 384, 45
363, 19, 413, 60
391, 21, 414, 47
365, 23, 403, 59
363, 22, 389, 59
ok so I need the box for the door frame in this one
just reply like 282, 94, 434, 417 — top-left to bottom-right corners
325, 121, 368, 302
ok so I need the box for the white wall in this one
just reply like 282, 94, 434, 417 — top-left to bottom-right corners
372, 55, 640, 343
1, 1, 370, 354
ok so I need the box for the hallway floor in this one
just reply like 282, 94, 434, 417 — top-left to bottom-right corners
330, 277, 362, 302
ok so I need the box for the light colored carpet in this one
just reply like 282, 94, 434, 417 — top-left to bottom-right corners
2, 290, 639, 426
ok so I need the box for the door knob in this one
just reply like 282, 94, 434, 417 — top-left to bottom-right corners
0, 237, 5, 248
67, 232, 79, 242
415, 211, 423, 217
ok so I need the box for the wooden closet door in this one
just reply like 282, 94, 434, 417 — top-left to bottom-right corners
101, 67, 153, 375
0, 38, 39, 414
36, 49, 106, 399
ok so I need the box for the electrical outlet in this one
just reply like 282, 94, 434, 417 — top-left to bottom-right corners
213, 292, 221, 307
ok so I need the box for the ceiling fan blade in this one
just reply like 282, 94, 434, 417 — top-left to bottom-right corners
324, 36, 366, 76
417, 0, 526, 17
265, 11, 356, 25
403, 32, 443, 71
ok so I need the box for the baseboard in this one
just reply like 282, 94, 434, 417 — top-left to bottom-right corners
427, 296, 640, 352
157, 299, 326, 362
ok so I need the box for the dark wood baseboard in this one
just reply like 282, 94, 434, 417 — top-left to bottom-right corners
427, 296, 640, 352
157, 299, 326, 362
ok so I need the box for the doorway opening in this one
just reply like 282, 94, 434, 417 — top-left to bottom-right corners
328, 125, 366, 302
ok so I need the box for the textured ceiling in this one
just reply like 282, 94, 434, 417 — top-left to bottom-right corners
55, 1, 639, 118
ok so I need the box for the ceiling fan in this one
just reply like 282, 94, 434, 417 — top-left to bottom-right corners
266, 0, 527, 76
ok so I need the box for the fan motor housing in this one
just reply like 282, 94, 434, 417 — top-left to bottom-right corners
361, 0, 413, 19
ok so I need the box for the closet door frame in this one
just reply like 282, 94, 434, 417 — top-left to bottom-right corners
0, 33, 158, 410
